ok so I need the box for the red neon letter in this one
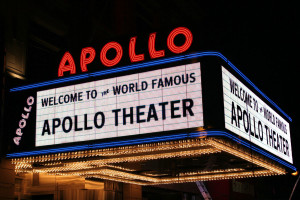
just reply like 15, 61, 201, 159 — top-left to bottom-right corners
100, 42, 123, 67
80, 47, 95, 72
129, 37, 144, 62
148, 33, 165, 59
58, 52, 76, 77
167, 27, 193, 54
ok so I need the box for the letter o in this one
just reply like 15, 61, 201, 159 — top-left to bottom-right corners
62, 117, 73, 133
243, 111, 249, 133
94, 112, 105, 129
27, 96, 34, 106
258, 121, 263, 141
64, 95, 70, 103
100, 42, 123, 67
167, 27, 193, 54
174, 75, 181, 85
19, 119, 26, 129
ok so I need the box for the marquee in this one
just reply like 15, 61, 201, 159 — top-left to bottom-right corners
5, 27, 296, 184
36, 62, 203, 147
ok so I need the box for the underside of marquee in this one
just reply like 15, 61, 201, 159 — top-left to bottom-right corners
12, 136, 286, 185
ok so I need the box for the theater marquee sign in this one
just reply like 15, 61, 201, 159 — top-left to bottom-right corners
36, 62, 203, 146
6, 27, 296, 184
222, 67, 292, 163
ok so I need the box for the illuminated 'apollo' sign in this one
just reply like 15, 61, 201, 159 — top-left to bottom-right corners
57, 27, 193, 77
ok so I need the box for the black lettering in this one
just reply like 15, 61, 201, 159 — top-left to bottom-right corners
113, 85, 121, 95
258, 121, 263, 141
265, 125, 270, 145
273, 130, 277, 150
174, 75, 181, 85
62, 117, 72, 133
49, 97, 54, 106
171, 100, 181, 118
64, 95, 70, 103
182, 98, 194, 117
123, 107, 134, 125
70, 93, 77, 102
283, 138, 286, 154
112, 109, 121, 126
230, 79, 235, 94
231, 102, 237, 126
52, 118, 61, 134
158, 78, 164, 88
84, 114, 93, 130
54, 97, 58, 105
152, 79, 157, 89
137, 105, 146, 123
182, 74, 188, 84
268, 127, 273, 146
286, 140, 289, 157
240, 89, 244, 101
278, 134, 282, 152
59, 95, 64, 104
253, 117, 259, 139
244, 93, 251, 107
129, 83, 135, 93
147, 104, 158, 121
135, 82, 141, 92
237, 105, 242, 128
94, 112, 105, 128
141, 81, 148, 90
190, 73, 196, 83
78, 92, 83, 101
86, 90, 91, 99
90, 90, 97, 99
159, 102, 168, 120
42, 120, 51, 135
243, 110, 249, 133
122, 84, 128, 94
235, 83, 240, 98
74, 115, 82, 131
164, 76, 173, 87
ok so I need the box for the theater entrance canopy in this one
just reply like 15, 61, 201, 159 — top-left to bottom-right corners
6, 27, 295, 185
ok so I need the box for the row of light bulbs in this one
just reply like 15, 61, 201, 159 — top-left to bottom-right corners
11, 137, 286, 185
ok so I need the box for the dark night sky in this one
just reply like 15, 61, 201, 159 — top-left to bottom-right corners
200, 2, 300, 165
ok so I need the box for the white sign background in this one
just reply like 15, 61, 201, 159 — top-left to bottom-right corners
36, 63, 203, 147
222, 67, 293, 163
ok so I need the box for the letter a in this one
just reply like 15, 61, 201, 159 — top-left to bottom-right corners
58, 52, 76, 77
231, 102, 238, 127
42, 120, 51, 135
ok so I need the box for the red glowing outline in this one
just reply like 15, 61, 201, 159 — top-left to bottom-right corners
167, 27, 193, 54
58, 52, 76, 77
80, 47, 96, 72
148, 33, 165, 59
129, 37, 145, 62
100, 42, 123, 67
